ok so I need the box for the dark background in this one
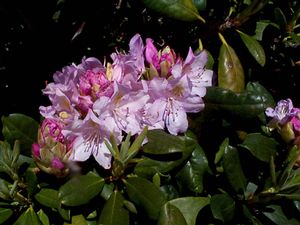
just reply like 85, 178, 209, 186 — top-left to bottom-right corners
0, 0, 299, 122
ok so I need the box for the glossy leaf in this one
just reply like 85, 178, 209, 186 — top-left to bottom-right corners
59, 172, 105, 206
175, 143, 209, 193
135, 131, 197, 179
239, 133, 279, 163
13, 206, 41, 225
99, 191, 129, 225
210, 193, 235, 223
237, 30, 266, 66
35, 188, 60, 209
204, 82, 274, 120
124, 177, 166, 220
0, 207, 13, 224
218, 33, 245, 93
143, 129, 196, 155
168, 197, 210, 225
158, 203, 187, 225
223, 145, 247, 193
1, 114, 39, 155
142, 0, 205, 22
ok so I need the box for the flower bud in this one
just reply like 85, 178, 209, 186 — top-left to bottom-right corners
279, 121, 295, 143
32, 119, 72, 177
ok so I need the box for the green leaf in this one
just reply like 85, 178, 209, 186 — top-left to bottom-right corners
279, 169, 300, 193
98, 191, 129, 225
35, 188, 60, 209
262, 205, 290, 225
223, 145, 247, 193
237, 30, 266, 66
25, 168, 38, 197
124, 177, 166, 220
63, 214, 87, 225
59, 172, 105, 206
13, 206, 41, 225
100, 183, 114, 201
135, 131, 196, 179
143, 129, 196, 155
0, 207, 13, 224
142, 0, 205, 22
125, 126, 148, 162
274, 7, 287, 30
239, 133, 279, 163
204, 82, 274, 121
290, 33, 300, 45
158, 203, 187, 225
210, 193, 235, 223
253, 20, 280, 41
37, 209, 50, 225
1, 114, 39, 156
278, 146, 300, 186
176, 144, 209, 193
218, 33, 245, 93
168, 197, 210, 225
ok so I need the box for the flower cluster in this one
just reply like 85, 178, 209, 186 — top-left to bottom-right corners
32, 34, 213, 173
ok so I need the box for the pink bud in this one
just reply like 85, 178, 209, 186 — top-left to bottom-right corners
32, 143, 41, 158
51, 157, 65, 170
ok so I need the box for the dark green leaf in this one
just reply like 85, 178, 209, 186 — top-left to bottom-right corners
59, 172, 104, 206
237, 30, 266, 66
274, 8, 287, 30
100, 183, 114, 201
176, 144, 209, 193
218, 33, 245, 93
239, 133, 279, 163
169, 197, 209, 225
0, 207, 13, 224
124, 177, 166, 220
143, 129, 196, 155
160, 185, 179, 201
279, 169, 300, 194
1, 114, 39, 156
204, 82, 274, 120
99, 191, 129, 225
253, 20, 279, 41
262, 205, 290, 225
158, 203, 187, 225
142, 0, 205, 22
210, 193, 235, 223
35, 188, 60, 209
25, 168, 38, 197
278, 146, 300, 186
223, 145, 247, 193
13, 206, 41, 225
135, 130, 196, 179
